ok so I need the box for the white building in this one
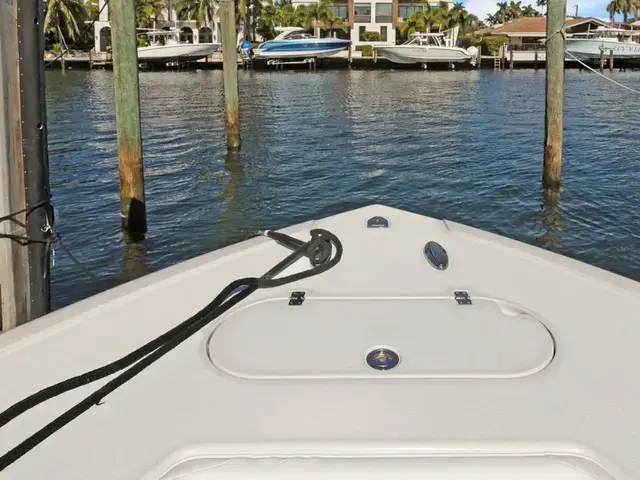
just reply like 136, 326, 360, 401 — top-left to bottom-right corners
289, 0, 452, 47
92, 0, 221, 54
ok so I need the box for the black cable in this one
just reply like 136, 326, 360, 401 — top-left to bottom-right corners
45, 0, 110, 67
0, 228, 342, 472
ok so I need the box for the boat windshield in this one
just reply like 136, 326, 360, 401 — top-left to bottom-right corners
403, 34, 445, 47
570, 27, 633, 39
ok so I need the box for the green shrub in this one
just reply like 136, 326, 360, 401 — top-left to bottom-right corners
461, 36, 482, 49
481, 36, 508, 56
362, 31, 380, 42
355, 45, 373, 56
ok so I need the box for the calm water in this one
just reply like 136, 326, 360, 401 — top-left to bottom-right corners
45, 68, 640, 309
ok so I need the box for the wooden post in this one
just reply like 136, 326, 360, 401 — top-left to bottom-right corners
534, 49, 538, 70
509, 46, 514, 70
348, 45, 352, 66
220, 0, 241, 151
476, 47, 481, 69
0, 0, 52, 329
542, 0, 566, 189
609, 49, 614, 72
599, 48, 604, 72
0, 0, 30, 329
89, 49, 94, 69
110, 0, 146, 234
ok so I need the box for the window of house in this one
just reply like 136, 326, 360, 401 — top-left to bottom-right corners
332, 5, 348, 19
354, 3, 372, 21
359, 26, 366, 41
375, 3, 392, 22
380, 25, 388, 41
398, 5, 424, 18
354, 3, 372, 15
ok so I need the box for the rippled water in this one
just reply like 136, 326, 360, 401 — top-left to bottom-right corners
45, 68, 640, 309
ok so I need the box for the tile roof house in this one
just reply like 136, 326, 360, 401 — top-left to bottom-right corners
474, 16, 610, 61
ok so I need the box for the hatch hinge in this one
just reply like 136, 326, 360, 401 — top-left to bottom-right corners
454, 291, 472, 305
289, 291, 306, 306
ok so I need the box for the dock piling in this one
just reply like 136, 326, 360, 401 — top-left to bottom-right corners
509, 47, 514, 70
111, 0, 147, 235
609, 49, 614, 72
542, 0, 565, 189
220, 0, 241, 151
0, 0, 52, 329
599, 48, 604, 72
534, 50, 538, 70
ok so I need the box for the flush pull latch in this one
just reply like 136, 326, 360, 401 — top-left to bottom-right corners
454, 291, 472, 305
289, 291, 306, 306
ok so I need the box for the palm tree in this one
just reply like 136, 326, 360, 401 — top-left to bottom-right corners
135, 0, 166, 28
535, 0, 546, 15
607, 0, 621, 22
44, 0, 87, 44
508, 0, 523, 19
521, 4, 539, 16
495, 1, 509, 23
619, 0, 635, 22
301, 0, 333, 36
449, 2, 476, 34
176, 0, 216, 26
324, 9, 348, 37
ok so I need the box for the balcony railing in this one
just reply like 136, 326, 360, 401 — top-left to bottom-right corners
509, 42, 545, 51
375, 15, 393, 23
354, 14, 372, 22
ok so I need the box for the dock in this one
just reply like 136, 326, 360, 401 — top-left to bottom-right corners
44, 49, 640, 72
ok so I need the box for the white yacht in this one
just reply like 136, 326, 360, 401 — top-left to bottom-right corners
137, 29, 220, 63
566, 26, 640, 60
374, 28, 478, 65
1, 204, 640, 479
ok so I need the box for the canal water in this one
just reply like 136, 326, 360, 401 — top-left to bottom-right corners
46, 68, 640, 309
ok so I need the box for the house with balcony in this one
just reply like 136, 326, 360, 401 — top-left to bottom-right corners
289, 0, 451, 47
93, 0, 221, 54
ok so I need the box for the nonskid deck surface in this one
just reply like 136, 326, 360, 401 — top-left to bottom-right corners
1, 205, 639, 479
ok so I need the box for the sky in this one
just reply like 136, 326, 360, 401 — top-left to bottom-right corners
462, 0, 611, 24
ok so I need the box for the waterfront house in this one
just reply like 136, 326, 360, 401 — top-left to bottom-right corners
93, 0, 221, 55
475, 16, 610, 61
292, 0, 452, 47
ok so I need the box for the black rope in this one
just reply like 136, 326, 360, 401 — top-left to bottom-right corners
0, 228, 342, 472
0, 199, 52, 246
45, 0, 111, 67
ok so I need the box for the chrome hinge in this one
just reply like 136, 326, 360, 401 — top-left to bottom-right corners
289, 291, 305, 306
454, 291, 472, 305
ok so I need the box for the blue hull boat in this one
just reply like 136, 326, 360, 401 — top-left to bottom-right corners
255, 27, 351, 59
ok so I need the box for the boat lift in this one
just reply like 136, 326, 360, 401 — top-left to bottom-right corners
262, 57, 317, 70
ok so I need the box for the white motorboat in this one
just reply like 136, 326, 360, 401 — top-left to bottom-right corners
375, 28, 478, 65
137, 29, 220, 63
566, 26, 640, 60
2, 204, 640, 479
254, 27, 351, 59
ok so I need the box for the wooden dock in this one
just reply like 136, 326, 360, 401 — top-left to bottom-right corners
44, 49, 640, 72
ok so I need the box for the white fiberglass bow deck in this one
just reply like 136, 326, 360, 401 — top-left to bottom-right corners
1, 204, 640, 479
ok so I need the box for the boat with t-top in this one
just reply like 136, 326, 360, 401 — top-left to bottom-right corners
565, 26, 640, 60
374, 28, 478, 66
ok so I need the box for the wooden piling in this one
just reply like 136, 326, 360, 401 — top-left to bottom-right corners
599, 48, 604, 72
542, 0, 566, 189
220, 0, 241, 151
609, 49, 614, 72
110, 0, 146, 234
0, 0, 30, 329
534, 50, 538, 70
509, 47, 514, 70
1, 0, 52, 328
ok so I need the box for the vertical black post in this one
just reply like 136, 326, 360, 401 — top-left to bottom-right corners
16, 0, 51, 319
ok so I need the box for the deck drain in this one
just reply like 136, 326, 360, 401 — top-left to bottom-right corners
366, 347, 400, 371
